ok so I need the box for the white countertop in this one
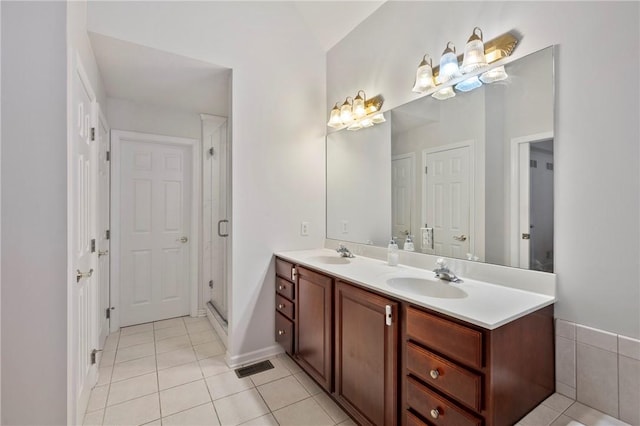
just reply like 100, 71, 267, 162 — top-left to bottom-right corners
275, 248, 555, 330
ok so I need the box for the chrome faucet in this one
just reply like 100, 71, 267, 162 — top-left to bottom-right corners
433, 258, 462, 283
336, 243, 355, 258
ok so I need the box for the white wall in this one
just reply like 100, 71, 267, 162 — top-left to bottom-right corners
87, 1, 327, 363
328, 1, 640, 338
107, 97, 202, 140
1, 2, 68, 424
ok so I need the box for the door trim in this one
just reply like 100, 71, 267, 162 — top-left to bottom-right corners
421, 140, 476, 258
110, 130, 201, 331
391, 153, 416, 240
509, 131, 554, 268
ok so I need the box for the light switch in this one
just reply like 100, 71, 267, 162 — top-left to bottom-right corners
341, 220, 348, 234
301, 221, 309, 236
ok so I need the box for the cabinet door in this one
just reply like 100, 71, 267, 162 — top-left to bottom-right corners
335, 281, 398, 426
296, 266, 333, 391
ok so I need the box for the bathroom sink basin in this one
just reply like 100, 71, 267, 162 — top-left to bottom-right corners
309, 255, 351, 265
386, 277, 467, 299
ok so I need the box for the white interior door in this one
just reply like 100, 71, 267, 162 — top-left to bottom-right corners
96, 108, 111, 347
392, 154, 414, 247
202, 115, 229, 321
517, 143, 531, 268
529, 144, 554, 271
70, 54, 99, 424
424, 146, 471, 259
117, 135, 193, 326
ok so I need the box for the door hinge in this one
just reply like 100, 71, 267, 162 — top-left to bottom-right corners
209, 280, 214, 289
91, 239, 96, 253
385, 305, 393, 326
90, 348, 102, 365
106, 307, 111, 319
522, 233, 531, 240
208, 147, 214, 157
91, 127, 96, 141
106, 151, 110, 161
105, 229, 110, 240
425, 166, 428, 174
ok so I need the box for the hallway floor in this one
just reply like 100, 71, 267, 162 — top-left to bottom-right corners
83, 316, 631, 426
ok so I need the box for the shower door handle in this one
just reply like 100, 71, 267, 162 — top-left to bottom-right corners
218, 219, 229, 237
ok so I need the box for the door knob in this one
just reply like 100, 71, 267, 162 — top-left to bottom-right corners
98, 250, 109, 257
453, 234, 467, 241
76, 269, 94, 283
177, 236, 189, 243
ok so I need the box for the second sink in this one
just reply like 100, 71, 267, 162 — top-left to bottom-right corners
386, 277, 468, 299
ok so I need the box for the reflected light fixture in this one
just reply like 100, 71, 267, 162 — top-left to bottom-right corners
327, 91, 385, 131
412, 55, 436, 93
411, 29, 519, 100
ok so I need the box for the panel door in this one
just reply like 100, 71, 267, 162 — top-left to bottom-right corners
96, 109, 111, 347
425, 146, 471, 258
335, 282, 398, 426
296, 266, 333, 391
392, 155, 414, 246
119, 139, 192, 326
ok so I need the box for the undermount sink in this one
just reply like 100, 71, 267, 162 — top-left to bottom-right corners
386, 277, 468, 299
309, 255, 351, 265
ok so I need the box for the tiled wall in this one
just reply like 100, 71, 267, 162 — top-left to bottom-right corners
555, 319, 640, 424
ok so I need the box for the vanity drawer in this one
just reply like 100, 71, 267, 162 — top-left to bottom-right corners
406, 307, 483, 370
407, 377, 482, 426
276, 294, 294, 320
276, 258, 296, 282
407, 342, 482, 411
406, 410, 428, 426
275, 312, 294, 355
276, 277, 295, 301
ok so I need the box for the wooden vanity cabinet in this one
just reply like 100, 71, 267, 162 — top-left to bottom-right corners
295, 266, 334, 391
402, 304, 555, 426
275, 258, 296, 355
335, 281, 399, 426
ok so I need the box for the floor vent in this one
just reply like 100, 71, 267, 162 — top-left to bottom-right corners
235, 360, 274, 378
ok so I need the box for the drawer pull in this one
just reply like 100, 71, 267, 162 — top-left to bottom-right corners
278, 329, 286, 336
430, 368, 440, 379
278, 304, 285, 309
278, 285, 284, 291
430, 408, 441, 419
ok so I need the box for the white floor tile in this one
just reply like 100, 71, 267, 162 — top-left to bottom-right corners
100, 351, 116, 368
189, 329, 218, 346
111, 355, 157, 382
104, 333, 120, 352
140, 420, 161, 426
83, 409, 104, 426
272, 397, 334, 426
250, 357, 291, 386
277, 354, 302, 374
162, 402, 220, 426
118, 331, 154, 349
199, 355, 231, 378
96, 366, 113, 387
550, 415, 586, 426
519, 404, 562, 426
542, 393, 575, 413
314, 391, 349, 423
206, 370, 254, 400
87, 385, 109, 413
337, 419, 357, 426
157, 346, 197, 370
153, 317, 185, 330
107, 372, 158, 406
183, 316, 208, 324
194, 340, 225, 360
565, 402, 631, 426
257, 376, 310, 411
155, 334, 191, 354
159, 379, 212, 417
294, 371, 322, 395
155, 324, 188, 341
213, 389, 270, 426
187, 320, 213, 334
120, 323, 154, 336
103, 394, 160, 426
239, 413, 279, 426
158, 361, 203, 390
115, 343, 155, 364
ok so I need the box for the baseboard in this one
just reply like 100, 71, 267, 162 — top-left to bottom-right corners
197, 309, 207, 317
225, 344, 284, 369
205, 303, 228, 349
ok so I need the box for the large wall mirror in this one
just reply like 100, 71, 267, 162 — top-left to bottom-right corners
327, 46, 555, 272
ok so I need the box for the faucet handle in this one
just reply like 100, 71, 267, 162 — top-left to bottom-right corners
436, 258, 447, 269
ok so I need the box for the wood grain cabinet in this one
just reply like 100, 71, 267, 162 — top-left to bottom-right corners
295, 266, 333, 391
275, 258, 296, 355
335, 281, 398, 426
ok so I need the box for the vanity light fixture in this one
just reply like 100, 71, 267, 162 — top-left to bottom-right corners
327, 91, 385, 131
412, 29, 519, 100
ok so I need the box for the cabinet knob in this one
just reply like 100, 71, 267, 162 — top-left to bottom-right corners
278, 285, 284, 291
430, 408, 440, 419
278, 330, 286, 336
278, 304, 285, 309
430, 369, 440, 379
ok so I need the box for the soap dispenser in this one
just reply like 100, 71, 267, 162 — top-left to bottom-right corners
404, 235, 415, 252
387, 238, 399, 266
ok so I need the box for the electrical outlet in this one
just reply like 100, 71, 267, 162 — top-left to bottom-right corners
341, 220, 349, 234
301, 221, 309, 236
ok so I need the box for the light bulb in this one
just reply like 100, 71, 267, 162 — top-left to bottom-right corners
438, 42, 462, 84
353, 91, 366, 118
327, 103, 342, 128
412, 55, 436, 93
461, 27, 488, 73
340, 97, 353, 123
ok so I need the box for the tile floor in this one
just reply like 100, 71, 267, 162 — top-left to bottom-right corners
84, 316, 632, 426
84, 316, 354, 426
